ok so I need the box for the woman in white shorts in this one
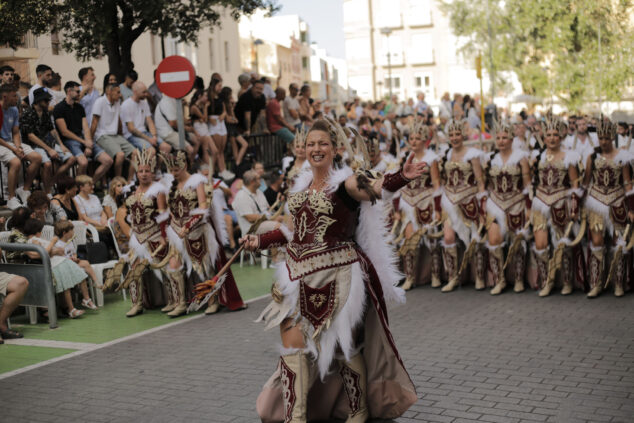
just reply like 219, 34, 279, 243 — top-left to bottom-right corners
189, 90, 218, 166
207, 78, 233, 180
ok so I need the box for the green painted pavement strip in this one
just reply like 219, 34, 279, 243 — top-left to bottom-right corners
0, 265, 274, 374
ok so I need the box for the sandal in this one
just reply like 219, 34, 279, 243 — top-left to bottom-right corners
0, 328, 23, 339
68, 308, 85, 319
81, 298, 98, 310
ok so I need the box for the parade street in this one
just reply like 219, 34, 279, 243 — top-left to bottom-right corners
0, 287, 633, 423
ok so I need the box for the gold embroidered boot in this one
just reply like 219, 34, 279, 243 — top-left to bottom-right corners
535, 247, 553, 297
125, 280, 144, 317
280, 352, 309, 423
167, 268, 187, 317
474, 246, 487, 290
441, 243, 460, 292
160, 271, 176, 312
513, 242, 526, 293
430, 247, 443, 288
586, 243, 604, 298
489, 244, 506, 295
340, 353, 369, 423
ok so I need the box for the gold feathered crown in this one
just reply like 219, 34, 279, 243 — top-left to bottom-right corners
293, 125, 307, 150
596, 115, 617, 140
410, 120, 432, 140
132, 147, 156, 172
541, 115, 567, 138
492, 118, 513, 137
159, 150, 187, 170
446, 119, 468, 138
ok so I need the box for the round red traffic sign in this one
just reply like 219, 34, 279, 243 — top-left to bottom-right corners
156, 55, 196, 99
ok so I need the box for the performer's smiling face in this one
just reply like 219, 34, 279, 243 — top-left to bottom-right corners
409, 132, 424, 153
496, 131, 512, 152
448, 130, 463, 148
545, 129, 561, 150
599, 135, 613, 152
137, 165, 153, 185
306, 130, 335, 170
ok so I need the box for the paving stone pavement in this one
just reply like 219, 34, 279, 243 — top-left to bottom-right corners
1, 286, 633, 423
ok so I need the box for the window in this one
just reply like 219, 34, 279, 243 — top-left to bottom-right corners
407, 0, 432, 26
208, 38, 215, 70
414, 72, 433, 98
224, 41, 230, 72
51, 32, 60, 55
409, 33, 434, 64
384, 76, 401, 90
376, 0, 401, 28
302, 56, 309, 70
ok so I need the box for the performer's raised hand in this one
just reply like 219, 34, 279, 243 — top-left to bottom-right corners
240, 234, 259, 251
402, 153, 426, 180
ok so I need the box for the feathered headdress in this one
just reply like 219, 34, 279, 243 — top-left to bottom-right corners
596, 115, 617, 140
132, 147, 156, 172
446, 119, 468, 138
293, 125, 307, 150
159, 150, 187, 170
541, 115, 567, 138
492, 118, 513, 138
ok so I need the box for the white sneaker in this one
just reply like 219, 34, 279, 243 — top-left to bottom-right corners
15, 187, 30, 204
6, 197, 21, 210
220, 170, 235, 180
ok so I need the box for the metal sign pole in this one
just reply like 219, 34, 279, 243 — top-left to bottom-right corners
176, 99, 185, 150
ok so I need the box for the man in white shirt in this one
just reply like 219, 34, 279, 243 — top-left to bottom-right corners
28, 64, 53, 107
563, 116, 596, 162
618, 122, 631, 149
78, 67, 100, 126
232, 170, 281, 236
91, 83, 136, 180
121, 81, 170, 156
283, 83, 301, 130
154, 96, 195, 158
414, 92, 428, 115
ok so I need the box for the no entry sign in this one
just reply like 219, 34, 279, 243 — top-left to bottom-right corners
156, 55, 196, 99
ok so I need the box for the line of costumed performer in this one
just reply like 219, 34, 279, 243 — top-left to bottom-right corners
161, 149, 246, 316
241, 118, 424, 422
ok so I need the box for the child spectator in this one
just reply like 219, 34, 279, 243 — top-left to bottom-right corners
54, 220, 99, 288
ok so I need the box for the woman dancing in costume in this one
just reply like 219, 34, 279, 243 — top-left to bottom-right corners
485, 120, 533, 295
583, 117, 633, 298
242, 119, 422, 422
532, 117, 584, 296
398, 122, 442, 290
440, 119, 488, 292
122, 148, 171, 317
162, 150, 245, 317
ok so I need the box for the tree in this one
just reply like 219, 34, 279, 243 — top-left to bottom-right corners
439, 0, 634, 110
0, 0, 60, 48
56, 0, 277, 79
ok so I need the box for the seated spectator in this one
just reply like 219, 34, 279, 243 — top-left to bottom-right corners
0, 267, 28, 343
54, 220, 99, 289
78, 67, 100, 126
253, 161, 267, 192
154, 95, 196, 161
52, 176, 79, 221
47, 72, 65, 107
20, 87, 76, 193
263, 169, 283, 206
119, 70, 137, 101
266, 88, 295, 144
54, 81, 113, 182
91, 83, 137, 181
25, 218, 95, 317
102, 73, 118, 94
220, 86, 248, 167
0, 65, 14, 85
28, 190, 67, 225
102, 177, 126, 219
28, 64, 53, 107
74, 175, 107, 230
7, 207, 34, 263
121, 81, 169, 155
235, 79, 266, 137
113, 194, 130, 255
232, 170, 281, 237
1, 84, 43, 209
147, 69, 162, 113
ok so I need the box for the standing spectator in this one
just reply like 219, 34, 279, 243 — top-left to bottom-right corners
1, 84, 42, 209
262, 76, 276, 101
220, 86, 248, 167
298, 84, 314, 127
415, 92, 428, 115
91, 83, 137, 181
0, 65, 14, 85
439, 92, 452, 119
102, 176, 126, 219
147, 68, 162, 113
0, 268, 28, 343
102, 73, 118, 94
190, 90, 217, 166
28, 190, 67, 225
118, 70, 138, 101
235, 79, 266, 137
266, 88, 295, 144
154, 95, 195, 158
20, 87, 75, 193
28, 64, 53, 106
78, 67, 100, 126
283, 83, 301, 130
121, 81, 168, 155
237, 73, 251, 99
54, 81, 113, 182
208, 78, 233, 180
263, 169, 283, 206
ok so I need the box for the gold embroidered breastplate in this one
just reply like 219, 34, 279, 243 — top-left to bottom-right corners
589, 156, 624, 206
169, 187, 198, 229
489, 161, 523, 209
401, 161, 433, 207
126, 192, 160, 244
536, 159, 569, 206
443, 160, 478, 204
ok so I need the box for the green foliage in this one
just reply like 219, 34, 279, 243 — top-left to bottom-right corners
439, 0, 634, 110
0, 0, 61, 48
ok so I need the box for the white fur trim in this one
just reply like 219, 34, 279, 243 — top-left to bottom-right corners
626, 187, 634, 197
485, 241, 506, 250
571, 187, 584, 197
441, 192, 471, 245
129, 234, 152, 261
490, 149, 529, 168
166, 223, 218, 279
614, 149, 633, 165
398, 200, 419, 232
160, 172, 174, 189
532, 197, 551, 220
486, 198, 508, 236
190, 207, 209, 217
211, 189, 228, 246
563, 150, 582, 168
584, 195, 613, 235
155, 210, 169, 224
167, 226, 191, 276
475, 191, 488, 201
145, 181, 169, 199
589, 241, 603, 252
356, 199, 405, 305
448, 147, 483, 164
184, 173, 207, 191
421, 149, 439, 164
279, 224, 293, 241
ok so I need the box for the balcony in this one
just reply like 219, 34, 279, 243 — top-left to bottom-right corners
0, 32, 39, 60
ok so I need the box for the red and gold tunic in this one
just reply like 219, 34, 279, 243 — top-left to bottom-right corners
126, 182, 169, 262
399, 150, 439, 230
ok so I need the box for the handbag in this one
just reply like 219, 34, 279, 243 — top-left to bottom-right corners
85, 241, 109, 264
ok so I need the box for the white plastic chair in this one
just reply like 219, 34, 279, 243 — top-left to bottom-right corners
73, 221, 118, 307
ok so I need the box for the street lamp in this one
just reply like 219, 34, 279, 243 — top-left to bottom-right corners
253, 38, 264, 73
380, 27, 393, 98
